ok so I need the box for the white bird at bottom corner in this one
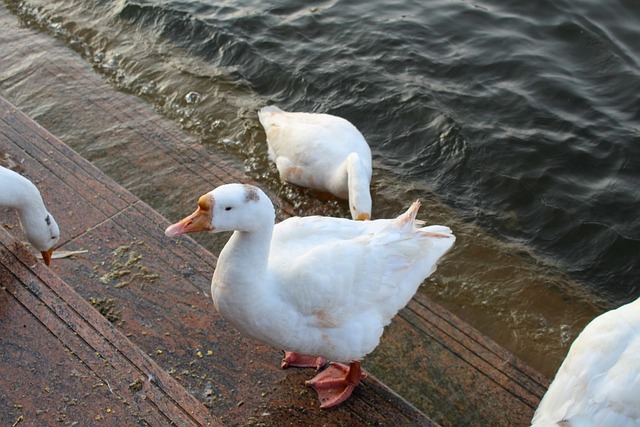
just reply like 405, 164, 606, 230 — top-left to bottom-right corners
165, 183, 455, 408
0, 165, 59, 266
258, 105, 373, 221
531, 297, 640, 427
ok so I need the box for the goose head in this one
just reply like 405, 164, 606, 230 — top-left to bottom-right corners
165, 183, 275, 237
0, 166, 59, 265
23, 209, 60, 265
345, 152, 372, 221
350, 185, 372, 221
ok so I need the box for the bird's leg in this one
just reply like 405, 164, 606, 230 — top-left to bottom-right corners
281, 351, 327, 370
305, 360, 366, 408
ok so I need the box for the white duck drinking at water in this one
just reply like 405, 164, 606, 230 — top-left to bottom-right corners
165, 183, 455, 408
531, 297, 640, 427
258, 106, 373, 220
0, 165, 59, 265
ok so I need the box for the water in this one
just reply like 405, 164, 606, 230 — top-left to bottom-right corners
4, 0, 639, 390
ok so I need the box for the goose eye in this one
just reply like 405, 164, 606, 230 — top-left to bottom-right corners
225, 207, 232, 211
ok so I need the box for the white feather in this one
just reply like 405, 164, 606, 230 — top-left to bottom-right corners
258, 106, 373, 220
531, 297, 640, 427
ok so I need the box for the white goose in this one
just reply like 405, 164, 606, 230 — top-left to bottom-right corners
258, 106, 373, 220
0, 165, 59, 265
165, 183, 455, 408
531, 297, 640, 426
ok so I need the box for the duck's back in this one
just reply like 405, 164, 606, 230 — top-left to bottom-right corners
531, 298, 640, 427
266, 204, 455, 360
258, 106, 371, 182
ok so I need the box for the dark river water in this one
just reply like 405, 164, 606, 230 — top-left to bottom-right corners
4, 0, 639, 401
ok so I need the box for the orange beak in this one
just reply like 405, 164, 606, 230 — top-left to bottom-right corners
355, 212, 371, 221
165, 194, 214, 237
41, 248, 53, 266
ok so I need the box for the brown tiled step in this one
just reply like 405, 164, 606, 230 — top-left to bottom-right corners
1, 228, 219, 426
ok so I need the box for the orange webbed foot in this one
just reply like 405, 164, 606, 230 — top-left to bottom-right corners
305, 361, 366, 408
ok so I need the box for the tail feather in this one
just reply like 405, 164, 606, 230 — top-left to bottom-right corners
259, 105, 283, 115
394, 201, 421, 230
258, 105, 284, 131
420, 225, 456, 263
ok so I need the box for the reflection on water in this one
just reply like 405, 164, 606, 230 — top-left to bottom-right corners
4, 0, 633, 386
